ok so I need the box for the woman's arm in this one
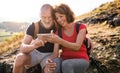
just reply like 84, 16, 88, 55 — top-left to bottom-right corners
49, 43, 60, 60
58, 29, 87, 51
45, 28, 87, 51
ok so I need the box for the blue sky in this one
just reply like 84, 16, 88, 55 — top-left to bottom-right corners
0, 0, 113, 22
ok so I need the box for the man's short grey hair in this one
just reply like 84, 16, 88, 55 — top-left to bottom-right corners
41, 4, 53, 11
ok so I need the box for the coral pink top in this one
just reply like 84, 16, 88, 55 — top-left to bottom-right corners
57, 23, 89, 62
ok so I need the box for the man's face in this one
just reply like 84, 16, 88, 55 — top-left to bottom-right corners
40, 9, 53, 29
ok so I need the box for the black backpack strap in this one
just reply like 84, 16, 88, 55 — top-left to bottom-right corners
58, 28, 62, 38
58, 28, 62, 49
76, 21, 81, 33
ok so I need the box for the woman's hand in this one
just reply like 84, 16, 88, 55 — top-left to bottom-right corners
86, 37, 93, 52
44, 30, 60, 43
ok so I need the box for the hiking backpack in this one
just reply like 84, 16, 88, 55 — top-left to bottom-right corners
58, 21, 91, 55
33, 22, 40, 39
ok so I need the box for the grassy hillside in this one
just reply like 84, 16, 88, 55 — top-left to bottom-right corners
77, 0, 120, 18
81, 0, 120, 73
76, 0, 120, 27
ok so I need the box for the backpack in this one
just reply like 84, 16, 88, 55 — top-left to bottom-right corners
58, 21, 91, 55
33, 22, 40, 39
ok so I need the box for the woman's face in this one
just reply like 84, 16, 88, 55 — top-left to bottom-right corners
55, 12, 68, 27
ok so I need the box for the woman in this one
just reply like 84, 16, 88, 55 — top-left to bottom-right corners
45, 4, 90, 73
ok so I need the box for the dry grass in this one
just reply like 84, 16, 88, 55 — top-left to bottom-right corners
86, 21, 120, 50
0, 32, 24, 56
87, 23, 120, 36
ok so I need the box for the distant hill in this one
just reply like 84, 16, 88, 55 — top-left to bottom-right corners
76, 0, 120, 27
0, 21, 30, 32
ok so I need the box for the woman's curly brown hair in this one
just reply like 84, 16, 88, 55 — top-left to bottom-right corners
53, 4, 75, 24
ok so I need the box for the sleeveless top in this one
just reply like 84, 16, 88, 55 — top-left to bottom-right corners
26, 21, 56, 53
56, 23, 89, 61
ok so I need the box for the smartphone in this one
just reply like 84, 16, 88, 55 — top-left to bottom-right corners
37, 33, 51, 40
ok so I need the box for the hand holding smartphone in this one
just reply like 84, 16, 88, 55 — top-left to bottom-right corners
37, 33, 51, 41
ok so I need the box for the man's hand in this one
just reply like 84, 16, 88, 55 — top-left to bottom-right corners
31, 38, 45, 49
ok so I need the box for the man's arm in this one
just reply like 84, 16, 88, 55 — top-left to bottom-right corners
19, 35, 45, 54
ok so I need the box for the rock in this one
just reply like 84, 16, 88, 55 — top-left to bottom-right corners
0, 60, 42, 73
0, 62, 12, 73
113, 17, 120, 26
